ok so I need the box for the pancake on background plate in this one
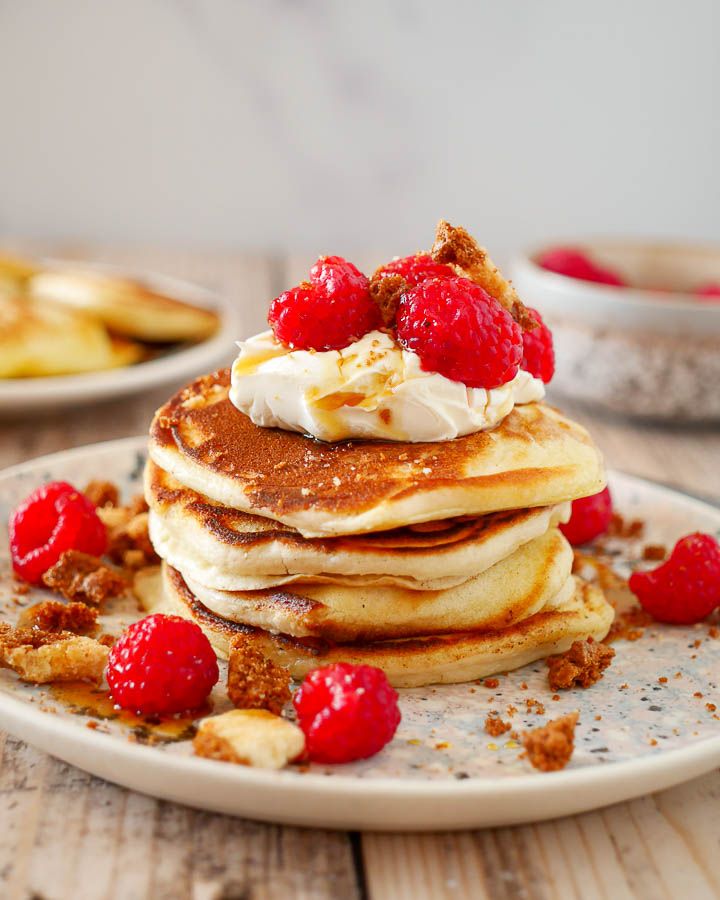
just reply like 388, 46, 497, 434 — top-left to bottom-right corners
141, 220, 614, 686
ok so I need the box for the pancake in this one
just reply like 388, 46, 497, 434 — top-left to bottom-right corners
145, 460, 570, 591
170, 526, 574, 641
160, 566, 614, 688
30, 268, 219, 342
0, 294, 144, 378
148, 370, 606, 538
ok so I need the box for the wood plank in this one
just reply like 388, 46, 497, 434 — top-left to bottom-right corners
0, 740, 361, 900
362, 772, 720, 899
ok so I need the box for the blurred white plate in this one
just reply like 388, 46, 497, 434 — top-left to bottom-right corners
0, 262, 240, 414
1, 438, 720, 830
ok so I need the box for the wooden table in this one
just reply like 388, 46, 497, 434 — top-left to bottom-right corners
2, 246, 720, 900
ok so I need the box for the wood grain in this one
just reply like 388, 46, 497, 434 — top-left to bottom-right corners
362, 772, 720, 900
1, 246, 719, 900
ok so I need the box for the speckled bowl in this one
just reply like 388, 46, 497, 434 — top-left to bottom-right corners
511, 241, 720, 421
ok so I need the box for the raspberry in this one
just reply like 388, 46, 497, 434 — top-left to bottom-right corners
292, 662, 401, 763
538, 247, 626, 287
268, 256, 379, 351
629, 534, 720, 624
374, 253, 456, 287
396, 277, 522, 389
107, 614, 219, 715
309, 254, 368, 295
695, 282, 720, 300
9, 481, 107, 583
559, 486, 613, 546
521, 307, 555, 383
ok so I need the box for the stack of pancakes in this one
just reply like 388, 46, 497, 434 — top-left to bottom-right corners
143, 370, 613, 687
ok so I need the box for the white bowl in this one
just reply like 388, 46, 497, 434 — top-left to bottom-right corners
511, 241, 720, 421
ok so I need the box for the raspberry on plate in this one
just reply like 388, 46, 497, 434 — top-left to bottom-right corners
559, 486, 613, 546
292, 662, 401, 763
695, 282, 720, 300
629, 533, 720, 624
268, 255, 379, 352
395, 277, 522, 389
521, 306, 555, 383
107, 613, 219, 715
538, 247, 626, 287
373, 252, 456, 287
9, 481, 108, 584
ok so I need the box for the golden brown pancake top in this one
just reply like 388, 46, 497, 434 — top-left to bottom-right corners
150, 369, 597, 521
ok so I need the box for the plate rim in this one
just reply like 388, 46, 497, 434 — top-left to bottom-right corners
1, 436, 720, 828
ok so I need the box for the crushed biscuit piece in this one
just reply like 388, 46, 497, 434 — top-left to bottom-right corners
522, 712, 579, 772
98, 501, 157, 569
97, 633, 116, 648
547, 637, 615, 690
368, 273, 408, 326
485, 714, 512, 737
658, 676, 668, 684
42, 550, 127, 605
193, 709, 305, 769
0, 623, 108, 683
17, 600, 98, 635
607, 513, 645, 539
83, 480, 119, 508
642, 544, 667, 561
430, 220, 535, 329
707, 703, 717, 712
483, 678, 499, 689
227, 636, 292, 716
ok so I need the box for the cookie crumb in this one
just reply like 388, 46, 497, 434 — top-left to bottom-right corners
484, 714, 511, 737
547, 637, 615, 690
368, 273, 408, 326
17, 600, 98, 635
522, 712, 579, 772
193, 709, 305, 769
42, 550, 127, 606
227, 636, 292, 716
0, 622, 109, 683
83, 480, 119, 508
642, 544, 667, 560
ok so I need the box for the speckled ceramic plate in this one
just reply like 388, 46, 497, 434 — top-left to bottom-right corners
0, 263, 241, 415
1, 437, 719, 831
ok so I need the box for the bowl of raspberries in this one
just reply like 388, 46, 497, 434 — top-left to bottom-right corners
511, 240, 720, 421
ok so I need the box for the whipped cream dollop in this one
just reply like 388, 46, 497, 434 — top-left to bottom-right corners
229, 330, 544, 443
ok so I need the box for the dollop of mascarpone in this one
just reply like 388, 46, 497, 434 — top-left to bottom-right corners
229, 330, 545, 443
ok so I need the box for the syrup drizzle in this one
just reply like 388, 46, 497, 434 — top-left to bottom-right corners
49, 681, 211, 744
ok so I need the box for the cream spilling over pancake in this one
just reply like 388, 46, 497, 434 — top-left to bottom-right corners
143, 219, 614, 687
230, 329, 544, 442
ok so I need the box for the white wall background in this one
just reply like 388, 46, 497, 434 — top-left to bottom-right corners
0, 0, 718, 256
